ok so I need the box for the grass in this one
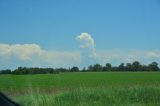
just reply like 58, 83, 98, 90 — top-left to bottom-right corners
12, 87, 160, 106
0, 72, 160, 106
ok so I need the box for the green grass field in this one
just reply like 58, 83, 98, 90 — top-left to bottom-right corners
1, 72, 160, 106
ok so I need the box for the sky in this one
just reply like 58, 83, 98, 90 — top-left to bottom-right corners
0, 0, 160, 69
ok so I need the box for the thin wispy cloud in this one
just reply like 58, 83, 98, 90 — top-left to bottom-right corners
95, 49, 160, 66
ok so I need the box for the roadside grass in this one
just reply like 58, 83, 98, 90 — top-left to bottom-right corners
13, 87, 160, 106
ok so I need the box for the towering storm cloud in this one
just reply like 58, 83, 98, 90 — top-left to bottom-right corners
76, 33, 96, 58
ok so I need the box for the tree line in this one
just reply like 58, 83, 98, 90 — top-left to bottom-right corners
0, 61, 159, 75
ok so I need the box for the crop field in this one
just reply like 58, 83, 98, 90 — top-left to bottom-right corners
0, 72, 160, 106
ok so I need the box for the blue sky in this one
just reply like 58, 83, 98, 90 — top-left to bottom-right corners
0, 0, 160, 69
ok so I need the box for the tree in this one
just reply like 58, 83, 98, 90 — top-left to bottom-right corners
88, 64, 103, 72
118, 63, 125, 71
148, 62, 159, 71
82, 67, 87, 72
3, 61, 160, 74
0, 69, 11, 74
126, 63, 132, 71
13, 67, 24, 74
70, 66, 79, 72
88, 65, 93, 72
103, 63, 112, 71
141, 65, 149, 72
132, 61, 141, 71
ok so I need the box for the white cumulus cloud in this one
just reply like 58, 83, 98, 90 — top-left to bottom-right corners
0, 43, 81, 69
76, 32, 96, 58
0, 33, 160, 69
0, 44, 42, 61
